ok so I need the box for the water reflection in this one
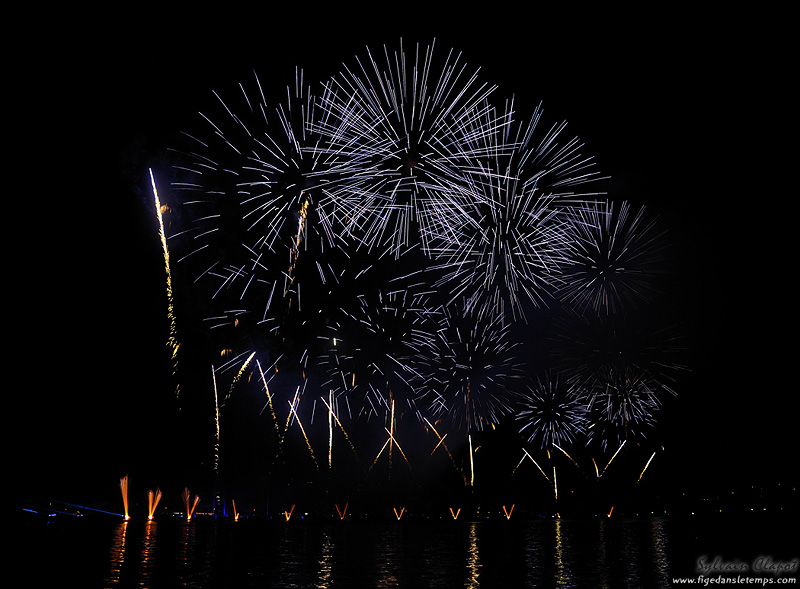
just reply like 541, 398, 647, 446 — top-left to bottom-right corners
553, 519, 574, 587
176, 522, 198, 586
466, 522, 481, 588
375, 525, 401, 588
316, 527, 333, 588
650, 519, 671, 587
96, 517, 675, 587
139, 520, 158, 585
104, 521, 128, 586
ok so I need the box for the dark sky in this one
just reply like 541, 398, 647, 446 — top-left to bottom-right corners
13, 8, 795, 508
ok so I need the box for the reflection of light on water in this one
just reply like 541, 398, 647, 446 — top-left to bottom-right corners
595, 520, 611, 588
138, 521, 159, 584
316, 528, 333, 588
650, 519, 671, 586
177, 522, 199, 585
553, 519, 574, 587
104, 521, 128, 586
375, 528, 400, 588
466, 522, 481, 588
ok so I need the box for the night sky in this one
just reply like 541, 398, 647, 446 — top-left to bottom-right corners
13, 8, 795, 512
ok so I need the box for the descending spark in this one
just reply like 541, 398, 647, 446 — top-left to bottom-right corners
232, 499, 239, 521
393, 506, 405, 520
450, 507, 461, 519
283, 504, 295, 521
150, 169, 181, 401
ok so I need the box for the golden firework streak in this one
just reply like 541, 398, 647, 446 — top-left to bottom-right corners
149, 169, 180, 401
637, 451, 657, 484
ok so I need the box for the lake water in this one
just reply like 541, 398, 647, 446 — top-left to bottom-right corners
17, 512, 797, 587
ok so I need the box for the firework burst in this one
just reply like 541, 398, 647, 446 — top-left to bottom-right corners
321, 286, 440, 421
424, 97, 605, 324
157, 39, 687, 502
517, 372, 588, 448
414, 304, 525, 432
556, 199, 669, 315
550, 309, 685, 448
311, 39, 504, 257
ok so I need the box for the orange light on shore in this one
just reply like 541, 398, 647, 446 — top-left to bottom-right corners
335, 503, 348, 520
502, 504, 515, 520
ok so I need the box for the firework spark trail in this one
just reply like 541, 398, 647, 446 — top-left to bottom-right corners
368, 399, 412, 474
217, 351, 257, 406
637, 449, 658, 484
553, 443, 582, 472
150, 169, 181, 401
512, 448, 550, 482
468, 433, 476, 487
599, 440, 626, 478
422, 417, 468, 485
320, 392, 360, 466
212, 366, 221, 474
287, 393, 319, 470
257, 359, 281, 434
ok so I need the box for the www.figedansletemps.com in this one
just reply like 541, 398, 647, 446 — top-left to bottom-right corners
672, 576, 797, 585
